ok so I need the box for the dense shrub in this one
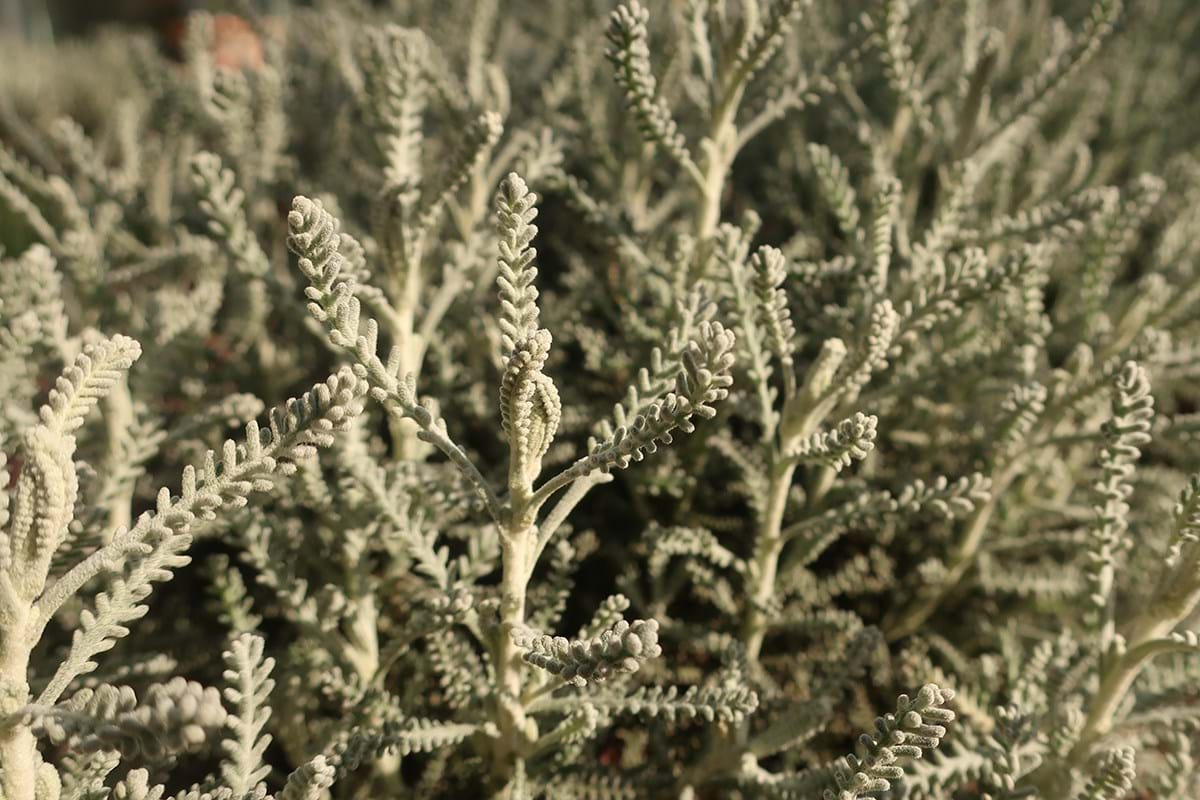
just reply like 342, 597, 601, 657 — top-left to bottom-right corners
2, 1, 1200, 798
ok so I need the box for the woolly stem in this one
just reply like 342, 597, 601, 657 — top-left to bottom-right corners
1070, 579, 1200, 763
103, 377, 135, 540
493, 333, 542, 791
492, 516, 537, 791
0, 605, 35, 800
387, 238, 426, 462
1025, 607, 1191, 794
885, 445, 1032, 641
533, 473, 612, 564
342, 595, 404, 795
884, 481, 1003, 642
693, 88, 742, 244
742, 401, 824, 664
742, 459, 798, 663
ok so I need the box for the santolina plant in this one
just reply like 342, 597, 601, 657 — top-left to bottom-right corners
1, 0, 1199, 797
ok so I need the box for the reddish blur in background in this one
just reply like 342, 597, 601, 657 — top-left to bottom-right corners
0, 0, 271, 58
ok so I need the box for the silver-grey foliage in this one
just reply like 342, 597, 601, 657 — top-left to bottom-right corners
1, 0, 1200, 798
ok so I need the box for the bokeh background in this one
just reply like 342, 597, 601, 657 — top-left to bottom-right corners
1, 0, 269, 38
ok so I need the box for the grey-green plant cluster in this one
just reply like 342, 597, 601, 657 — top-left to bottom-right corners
1, 0, 1199, 797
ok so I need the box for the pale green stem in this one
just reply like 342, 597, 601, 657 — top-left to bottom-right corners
394, 157, 495, 461
338, 594, 405, 793
1026, 578, 1200, 794
0, 605, 36, 800
388, 241, 425, 461
693, 95, 740, 244
884, 382, 1120, 640
489, 411, 545, 792
533, 473, 612, 564
809, 464, 837, 505
742, 459, 799, 664
884, 482, 1003, 642
741, 401, 823, 664
1073, 573, 1200, 761
492, 520, 537, 791
888, 104, 913, 159
103, 379, 134, 541
953, 47, 996, 160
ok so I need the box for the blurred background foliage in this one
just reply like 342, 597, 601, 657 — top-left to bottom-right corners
2, 1, 1200, 793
